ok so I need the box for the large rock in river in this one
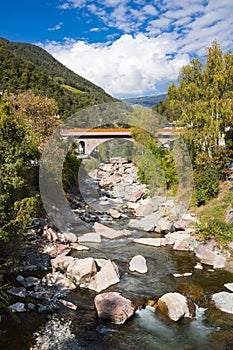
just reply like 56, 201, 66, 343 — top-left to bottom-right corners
194, 243, 226, 269
88, 259, 120, 293
155, 217, 174, 234
212, 292, 233, 314
94, 292, 136, 324
9, 302, 26, 313
128, 212, 162, 232
42, 272, 76, 291
67, 257, 97, 285
78, 232, 101, 243
94, 222, 131, 240
129, 255, 148, 273
50, 253, 74, 272
156, 292, 195, 321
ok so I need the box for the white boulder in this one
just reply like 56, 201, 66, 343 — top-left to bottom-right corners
129, 255, 148, 274
78, 232, 101, 243
88, 259, 120, 293
212, 292, 233, 314
156, 292, 195, 321
224, 283, 233, 292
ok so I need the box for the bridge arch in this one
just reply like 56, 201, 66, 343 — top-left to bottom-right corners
77, 140, 86, 154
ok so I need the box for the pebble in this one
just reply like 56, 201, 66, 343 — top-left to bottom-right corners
30, 318, 82, 350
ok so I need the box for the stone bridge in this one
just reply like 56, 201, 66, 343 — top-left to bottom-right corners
60, 128, 183, 157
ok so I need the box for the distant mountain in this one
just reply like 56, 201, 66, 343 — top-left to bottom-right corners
0, 37, 114, 118
123, 93, 167, 108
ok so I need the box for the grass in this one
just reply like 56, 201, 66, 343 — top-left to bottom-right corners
196, 189, 232, 223
61, 84, 86, 94
194, 182, 233, 243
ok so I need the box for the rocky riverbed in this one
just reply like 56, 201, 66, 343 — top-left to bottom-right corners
1, 157, 233, 350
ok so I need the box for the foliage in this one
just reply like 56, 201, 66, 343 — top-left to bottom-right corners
194, 167, 219, 206
0, 276, 12, 306
131, 128, 178, 191
9, 90, 60, 150
195, 190, 233, 243
165, 41, 233, 162
62, 149, 82, 192
196, 219, 233, 243
0, 97, 40, 240
7, 40, 112, 95
158, 41, 233, 205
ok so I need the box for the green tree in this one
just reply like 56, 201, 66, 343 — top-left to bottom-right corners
9, 90, 60, 150
166, 41, 233, 162
130, 107, 178, 192
0, 97, 40, 240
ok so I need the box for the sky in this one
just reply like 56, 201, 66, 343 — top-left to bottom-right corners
0, 0, 232, 98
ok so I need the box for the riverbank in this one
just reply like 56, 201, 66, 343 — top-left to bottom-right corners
1, 157, 233, 350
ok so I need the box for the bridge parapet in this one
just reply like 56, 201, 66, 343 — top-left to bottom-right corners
60, 127, 184, 156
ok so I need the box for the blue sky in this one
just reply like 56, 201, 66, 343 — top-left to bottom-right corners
0, 1, 232, 98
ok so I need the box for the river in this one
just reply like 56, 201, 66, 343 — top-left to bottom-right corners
1, 223, 233, 350
1, 158, 233, 350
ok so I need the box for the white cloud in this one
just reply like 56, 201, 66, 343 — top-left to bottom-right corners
43, 33, 189, 97
90, 27, 100, 32
142, 5, 158, 15
52, 0, 233, 97
48, 22, 63, 31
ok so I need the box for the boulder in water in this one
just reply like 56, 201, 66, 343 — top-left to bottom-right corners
42, 227, 58, 242
129, 255, 148, 274
129, 189, 145, 203
42, 272, 76, 291
58, 232, 77, 243
108, 208, 121, 219
212, 292, 233, 314
224, 283, 233, 292
50, 253, 74, 272
20, 276, 40, 288
135, 203, 154, 217
7, 287, 27, 298
155, 292, 196, 321
9, 302, 26, 313
67, 257, 97, 285
94, 292, 136, 324
78, 232, 101, 243
155, 217, 174, 234
133, 237, 167, 247
88, 259, 120, 293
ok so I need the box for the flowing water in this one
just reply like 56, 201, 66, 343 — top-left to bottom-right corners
1, 224, 233, 350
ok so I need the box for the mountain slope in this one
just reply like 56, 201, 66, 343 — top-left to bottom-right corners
123, 93, 167, 108
0, 37, 114, 117
6, 40, 107, 94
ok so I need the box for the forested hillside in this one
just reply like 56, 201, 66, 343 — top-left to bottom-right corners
0, 37, 114, 118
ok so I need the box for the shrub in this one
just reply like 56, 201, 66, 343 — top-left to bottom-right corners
194, 167, 219, 206
196, 219, 233, 243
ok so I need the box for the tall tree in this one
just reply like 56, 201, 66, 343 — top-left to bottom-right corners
9, 90, 60, 150
166, 41, 233, 162
0, 96, 41, 240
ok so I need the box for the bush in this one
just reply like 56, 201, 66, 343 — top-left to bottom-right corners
194, 167, 219, 206
196, 219, 233, 243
